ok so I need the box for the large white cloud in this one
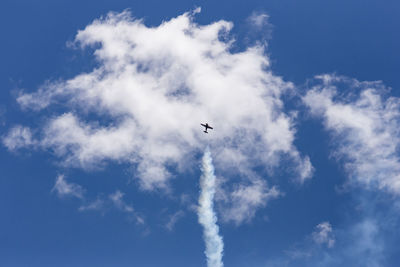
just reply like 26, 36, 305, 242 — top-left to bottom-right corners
303, 75, 400, 194
5, 9, 312, 224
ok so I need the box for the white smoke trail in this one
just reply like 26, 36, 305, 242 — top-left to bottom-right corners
198, 147, 224, 267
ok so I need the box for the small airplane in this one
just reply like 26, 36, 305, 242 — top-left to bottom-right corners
201, 123, 213, 133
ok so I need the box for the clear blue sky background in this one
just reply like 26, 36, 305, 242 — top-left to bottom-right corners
1, 0, 400, 266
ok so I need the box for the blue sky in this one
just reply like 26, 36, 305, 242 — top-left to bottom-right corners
1, 1, 400, 266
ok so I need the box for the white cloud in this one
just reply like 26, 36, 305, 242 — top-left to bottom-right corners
109, 190, 145, 225
50, 175, 143, 223
312, 221, 335, 248
109, 190, 134, 213
6, 9, 313, 224
348, 219, 384, 265
3, 125, 36, 150
266, 217, 385, 266
78, 198, 104, 211
245, 11, 274, 41
303, 75, 400, 194
248, 12, 271, 29
51, 174, 85, 199
218, 180, 281, 225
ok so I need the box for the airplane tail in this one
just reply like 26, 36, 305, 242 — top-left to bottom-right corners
204, 131, 208, 133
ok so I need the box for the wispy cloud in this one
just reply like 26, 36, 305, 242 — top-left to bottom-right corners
109, 190, 134, 213
109, 190, 144, 224
3, 125, 36, 151
165, 210, 185, 231
304, 75, 400, 194
265, 219, 384, 267
51, 174, 85, 199
218, 180, 281, 225
78, 198, 104, 212
248, 12, 270, 28
51, 176, 142, 224
312, 222, 335, 248
244, 11, 274, 43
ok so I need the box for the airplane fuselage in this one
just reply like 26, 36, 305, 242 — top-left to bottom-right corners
201, 123, 213, 133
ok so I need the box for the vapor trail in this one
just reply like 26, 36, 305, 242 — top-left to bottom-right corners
198, 147, 224, 267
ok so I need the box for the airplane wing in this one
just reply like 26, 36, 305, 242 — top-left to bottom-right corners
201, 123, 206, 127
208, 126, 213, 129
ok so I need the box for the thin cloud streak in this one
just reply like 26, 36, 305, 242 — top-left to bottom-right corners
198, 148, 224, 267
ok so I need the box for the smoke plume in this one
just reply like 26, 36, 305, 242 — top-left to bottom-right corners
198, 147, 224, 267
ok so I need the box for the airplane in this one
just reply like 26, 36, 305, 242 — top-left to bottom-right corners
201, 123, 213, 133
